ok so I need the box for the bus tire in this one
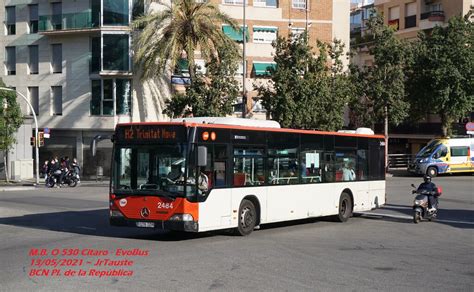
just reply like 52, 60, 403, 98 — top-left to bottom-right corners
235, 199, 256, 236
335, 192, 353, 223
427, 166, 438, 177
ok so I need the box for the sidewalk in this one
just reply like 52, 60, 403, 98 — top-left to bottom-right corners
0, 180, 36, 192
0, 179, 109, 191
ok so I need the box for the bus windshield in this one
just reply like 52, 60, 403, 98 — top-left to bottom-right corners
112, 144, 188, 197
417, 140, 441, 158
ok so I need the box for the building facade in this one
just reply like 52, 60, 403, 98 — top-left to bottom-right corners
350, 0, 473, 156
1, 0, 349, 179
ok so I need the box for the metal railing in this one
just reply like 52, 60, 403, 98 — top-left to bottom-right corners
39, 11, 99, 32
388, 154, 415, 169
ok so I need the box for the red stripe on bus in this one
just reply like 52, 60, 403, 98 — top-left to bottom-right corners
116, 122, 384, 139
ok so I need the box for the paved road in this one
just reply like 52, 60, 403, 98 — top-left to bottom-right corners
0, 176, 472, 291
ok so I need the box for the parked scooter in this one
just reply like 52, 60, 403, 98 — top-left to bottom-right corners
411, 183, 442, 223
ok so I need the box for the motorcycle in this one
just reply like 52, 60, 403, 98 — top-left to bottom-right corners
411, 183, 442, 223
45, 169, 78, 188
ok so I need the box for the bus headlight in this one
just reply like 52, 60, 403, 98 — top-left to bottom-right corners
110, 210, 124, 217
169, 214, 194, 222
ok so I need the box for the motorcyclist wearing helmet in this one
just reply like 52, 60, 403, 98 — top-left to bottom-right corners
417, 175, 439, 212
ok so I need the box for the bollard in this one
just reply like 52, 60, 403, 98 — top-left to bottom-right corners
96, 166, 103, 182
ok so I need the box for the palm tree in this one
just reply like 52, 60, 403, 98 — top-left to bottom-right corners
133, 0, 240, 81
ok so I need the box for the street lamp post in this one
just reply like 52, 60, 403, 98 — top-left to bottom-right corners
242, 0, 247, 118
0, 87, 40, 184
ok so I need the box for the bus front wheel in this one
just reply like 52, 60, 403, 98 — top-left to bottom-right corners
336, 192, 353, 222
235, 199, 256, 236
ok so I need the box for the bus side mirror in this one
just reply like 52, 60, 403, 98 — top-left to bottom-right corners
197, 146, 207, 167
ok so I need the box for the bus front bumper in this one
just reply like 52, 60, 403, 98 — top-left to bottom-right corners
110, 217, 199, 232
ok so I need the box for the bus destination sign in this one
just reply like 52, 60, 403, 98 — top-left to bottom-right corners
115, 125, 184, 144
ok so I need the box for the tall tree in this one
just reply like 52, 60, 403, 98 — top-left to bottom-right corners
133, 0, 240, 81
407, 10, 474, 136
255, 32, 352, 131
349, 13, 411, 168
0, 79, 24, 182
163, 45, 240, 117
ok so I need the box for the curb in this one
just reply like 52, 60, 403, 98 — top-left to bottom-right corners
0, 186, 36, 192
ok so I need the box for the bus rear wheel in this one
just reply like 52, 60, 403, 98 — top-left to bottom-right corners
427, 167, 438, 177
235, 199, 256, 236
335, 192, 353, 222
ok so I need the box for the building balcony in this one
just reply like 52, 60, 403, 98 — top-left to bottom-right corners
39, 11, 100, 35
419, 11, 445, 30
420, 11, 445, 22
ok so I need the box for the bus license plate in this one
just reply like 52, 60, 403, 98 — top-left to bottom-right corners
136, 222, 155, 228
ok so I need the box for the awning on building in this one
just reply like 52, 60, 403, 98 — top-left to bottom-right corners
253, 27, 278, 33
253, 62, 277, 76
177, 58, 189, 74
222, 25, 249, 42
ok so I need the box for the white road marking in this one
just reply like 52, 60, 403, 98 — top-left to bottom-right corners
358, 212, 474, 225
77, 226, 96, 230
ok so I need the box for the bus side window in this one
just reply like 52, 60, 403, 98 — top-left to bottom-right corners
233, 148, 264, 186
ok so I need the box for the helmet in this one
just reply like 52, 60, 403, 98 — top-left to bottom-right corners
423, 175, 431, 183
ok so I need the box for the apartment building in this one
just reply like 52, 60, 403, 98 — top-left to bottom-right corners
1, 0, 349, 179
350, 0, 473, 156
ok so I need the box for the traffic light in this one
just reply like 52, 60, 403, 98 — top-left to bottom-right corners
38, 132, 44, 147
30, 136, 35, 146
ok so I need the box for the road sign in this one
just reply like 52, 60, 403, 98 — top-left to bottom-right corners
43, 127, 50, 138
466, 122, 474, 132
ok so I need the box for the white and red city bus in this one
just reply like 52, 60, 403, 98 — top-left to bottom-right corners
109, 117, 386, 235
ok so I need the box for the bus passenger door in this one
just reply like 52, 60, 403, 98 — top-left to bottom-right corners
231, 148, 267, 226
197, 145, 233, 231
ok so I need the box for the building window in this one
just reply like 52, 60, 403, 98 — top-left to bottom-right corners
292, 0, 306, 10
405, 2, 417, 29
28, 87, 39, 116
28, 45, 39, 75
223, 0, 245, 5
51, 86, 62, 116
91, 79, 132, 116
388, 6, 400, 30
5, 6, 15, 35
91, 37, 101, 73
51, 44, 62, 73
5, 46, 16, 75
29, 4, 38, 33
51, 2, 62, 30
253, 0, 277, 8
253, 27, 278, 43
103, 0, 129, 26
103, 34, 130, 71
290, 27, 305, 40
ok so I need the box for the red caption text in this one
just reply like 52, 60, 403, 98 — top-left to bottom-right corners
28, 248, 149, 278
